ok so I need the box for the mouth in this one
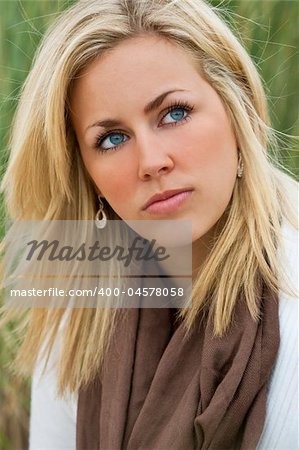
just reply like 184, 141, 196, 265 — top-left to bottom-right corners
143, 189, 194, 215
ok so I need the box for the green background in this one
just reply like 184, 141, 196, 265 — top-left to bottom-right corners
0, 1, 298, 449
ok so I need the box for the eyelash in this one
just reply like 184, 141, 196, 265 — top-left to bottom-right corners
93, 100, 195, 153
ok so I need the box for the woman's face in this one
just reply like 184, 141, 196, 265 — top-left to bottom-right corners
70, 35, 238, 242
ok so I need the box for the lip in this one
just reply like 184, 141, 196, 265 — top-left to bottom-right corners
143, 188, 194, 214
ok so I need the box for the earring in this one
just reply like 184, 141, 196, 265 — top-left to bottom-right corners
237, 152, 244, 178
95, 195, 107, 229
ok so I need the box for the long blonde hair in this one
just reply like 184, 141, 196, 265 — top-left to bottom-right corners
0, 0, 297, 396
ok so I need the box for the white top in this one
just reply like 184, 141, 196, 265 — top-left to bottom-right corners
29, 217, 299, 450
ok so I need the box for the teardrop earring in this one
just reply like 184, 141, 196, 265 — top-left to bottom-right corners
95, 195, 107, 229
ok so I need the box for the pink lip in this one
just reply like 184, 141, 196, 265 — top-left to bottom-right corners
144, 190, 193, 214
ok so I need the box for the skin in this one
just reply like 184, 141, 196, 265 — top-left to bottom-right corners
70, 35, 238, 275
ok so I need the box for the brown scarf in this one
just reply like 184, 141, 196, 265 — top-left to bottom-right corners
76, 278, 279, 450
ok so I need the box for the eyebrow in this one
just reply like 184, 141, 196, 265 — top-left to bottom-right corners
85, 89, 187, 133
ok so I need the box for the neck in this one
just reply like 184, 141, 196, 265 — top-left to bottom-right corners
192, 228, 216, 281
155, 214, 227, 286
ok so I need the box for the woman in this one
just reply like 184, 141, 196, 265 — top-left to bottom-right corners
0, 0, 297, 449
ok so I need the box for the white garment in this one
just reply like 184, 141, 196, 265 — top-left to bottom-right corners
29, 216, 299, 450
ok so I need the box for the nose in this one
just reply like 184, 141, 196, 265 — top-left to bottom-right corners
136, 130, 174, 180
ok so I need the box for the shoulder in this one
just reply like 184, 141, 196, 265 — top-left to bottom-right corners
277, 175, 298, 300
276, 176, 298, 382
29, 313, 77, 450
257, 180, 298, 449
257, 286, 298, 448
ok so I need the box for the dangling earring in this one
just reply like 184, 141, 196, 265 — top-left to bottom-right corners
237, 152, 244, 178
95, 195, 107, 229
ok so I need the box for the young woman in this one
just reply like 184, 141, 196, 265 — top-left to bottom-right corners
1, 0, 297, 449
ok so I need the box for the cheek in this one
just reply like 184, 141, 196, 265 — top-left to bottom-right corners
184, 107, 237, 165
81, 150, 135, 200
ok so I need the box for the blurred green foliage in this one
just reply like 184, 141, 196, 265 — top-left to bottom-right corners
0, 1, 298, 449
211, 0, 299, 176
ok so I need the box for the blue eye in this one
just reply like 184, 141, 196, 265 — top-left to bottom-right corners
98, 132, 128, 150
95, 101, 194, 153
162, 107, 187, 124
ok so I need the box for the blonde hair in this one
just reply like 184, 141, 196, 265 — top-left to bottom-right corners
0, 0, 297, 396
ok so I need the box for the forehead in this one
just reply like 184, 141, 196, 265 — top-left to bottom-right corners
69, 35, 211, 137
71, 35, 200, 99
